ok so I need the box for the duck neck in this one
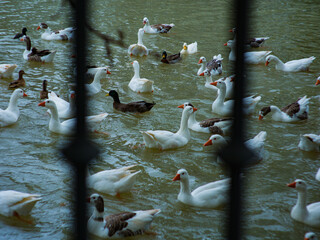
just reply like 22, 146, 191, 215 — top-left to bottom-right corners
271, 56, 285, 69
295, 190, 308, 216
215, 84, 227, 104
205, 75, 212, 84
92, 70, 104, 86
179, 179, 191, 196
269, 105, 283, 119
43, 82, 47, 91
112, 94, 121, 104
137, 31, 144, 45
7, 93, 20, 113
25, 37, 31, 51
188, 112, 197, 126
133, 65, 140, 79
48, 105, 61, 130
19, 72, 25, 81
229, 46, 236, 61
176, 110, 190, 137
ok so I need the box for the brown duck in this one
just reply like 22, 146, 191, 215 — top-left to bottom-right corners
40, 80, 49, 99
161, 51, 181, 64
8, 70, 26, 89
106, 90, 155, 113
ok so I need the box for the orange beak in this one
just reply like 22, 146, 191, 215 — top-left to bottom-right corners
36, 26, 40, 30
198, 59, 202, 64
143, 21, 146, 24
315, 79, 320, 86
287, 181, 296, 188
71, 93, 75, 99
172, 174, 180, 181
258, 115, 263, 120
20, 38, 24, 42
210, 82, 217, 86
230, 77, 235, 82
265, 61, 269, 66
23, 93, 27, 97
177, 104, 184, 109
224, 42, 227, 46
193, 107, 198, 112
38, 101, 46, 107
229, 29, 233, 32
131, 62, 133, 65
199, 72, 204, 76
107, 69, 111, 74
203, 139, 213, 146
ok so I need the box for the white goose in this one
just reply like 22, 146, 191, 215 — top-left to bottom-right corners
199, 69, 218, 91
0, 89, 27, 127
129, 61, 154, 93
298, 134, 320, 152
0, 190, 41, 217
20, 36, 56, 62
197, 56, 207, 76
87, 165, 141, 196
128, 28, 148, 57
172, 168, 230, 208
203, 131, 267, 161
86, 68, 109, 96
38, 99, 108, 136
304, 232, 317, 240
315, 76, 320, 86
180, 42, 198, 54
259, 96, 309, 122
266, 55, 316, 72
37, 22, 75, 40
0, 64, 17, 78
225, 40, 272, 64
87, 193, 160, 238
47, 91, 76, 119
141, 105, 196, 150
316, 168, 320, 182
142, 17, 174, 34
287, 179, 320, 228
211, 79, 261, 116
178, 102, 233, 135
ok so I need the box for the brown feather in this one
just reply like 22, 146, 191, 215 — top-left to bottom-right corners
104, 212, 136, 237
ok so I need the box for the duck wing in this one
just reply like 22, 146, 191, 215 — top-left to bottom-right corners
104, 212, 138, 237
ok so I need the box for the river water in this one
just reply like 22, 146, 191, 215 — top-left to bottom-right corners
1, 0, 320, 239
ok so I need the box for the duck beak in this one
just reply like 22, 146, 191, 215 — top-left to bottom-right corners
105, 93, 110, 97
162, 54, 166, 59
265, 61, 269, 66
210, 81, 217, 86
20, 38, 24, 41
36, 26, 40, 30
224, 42, 227, 46
193, 107, 198, 112
287, 181, 296, 188
203, 139, 213, 146
183, 46, 187, 50
107, 69, 111, 74
258, 115, 263, 120
71, 93, 75, 99
315, 79, 320, 86
23, 93, 28, 97
143, 21, 146, 24
198, 59, 202, 64
199, 72, 204, 76
230, 77, 235, 82
172, 174, 180, 181
177, 104, 184, 109
38, 101, 46, 107
229, 29, 233, 32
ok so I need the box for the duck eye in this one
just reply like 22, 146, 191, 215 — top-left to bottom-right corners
214, 138, 216, 140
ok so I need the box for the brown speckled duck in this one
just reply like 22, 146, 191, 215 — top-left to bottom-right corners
161, 51, 181, 64
40, 80, 49, 99
20, 36, 56, 62
106, 90, 155, 113
8, 70, 25, 89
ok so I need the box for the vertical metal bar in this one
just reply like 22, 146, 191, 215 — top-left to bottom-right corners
62, 0, 99, 240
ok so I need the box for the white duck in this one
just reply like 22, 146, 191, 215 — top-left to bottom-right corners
199, 69, 218, 91
225, 40, 272, 64
38, 99, 108, 136
141, 105, 196, 150
298, 134, 320, 152
180, 42, 198, 55
0, 190, 41, 217
0, 89, 27, 127
178, 102, 233, 135
197, 56, 223, 76
129, 61, 154, 93
20, 36, 56, 62
265, 55, 316, 72
203, 131, 267, 161
47, 91, 76, 119
172, 168, 230, 208
197, 56, 207, 76
87, 165, 141, 196
315, 76, 320, 86
128, 28, 148, 57
86, 68, 109, 96
87, 193, 160, 238
211, 79, 261, 116
287, 179, 320, 228
316, 168, 320, 182
142, 17, 174, 34
0, 64, 17, 78
304, 232, 317, 240
37, 22, 75, 40
259, 96, 309, 122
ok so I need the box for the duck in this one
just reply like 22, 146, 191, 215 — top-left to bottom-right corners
0, 190, 41, 217
86, 66, 111, 77
37, 22, 75, 40
141, 105, 196, 150
47, 91, 68, 113
178, 102, 233, 135
211, 79, 261, 116
8, 70, 26, 89
180, 42, 198, 55
142, 17, 174, 34
287, 179, 320, 228
86, 68, 109, 96
224, 40, 272, 64
87, 193, 160, 238
172, 168, 230, 208
316, 168, 320, 182
265, 55, 316, 72
20, 36, 56, 62
161, 51, 181, 64
40, 80, 49, 99
197, 57, 207, 76
0, 89, 27, 127
49, 91, 76, 119
229, 27, 270, 48
129, 61, 154, 93
315, 76, 320, 86
205, 54, 223, 76
203, 131, 267, 161
13, 27, 27, 39
298, 134, 320, 152
106, 90, 155, 113
38, 99, 108, 136
87, 165, 141, 196
258, 96, 309, 122
0, 64, 17, 78
128, 28, 148, 57
304, 232, 317, 240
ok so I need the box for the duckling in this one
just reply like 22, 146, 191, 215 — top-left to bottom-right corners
8, 70, 25, 89
161, 51, 181, 64
40, 80, 49, 99
13, 27, 27, 39
106, 90, 155, 113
